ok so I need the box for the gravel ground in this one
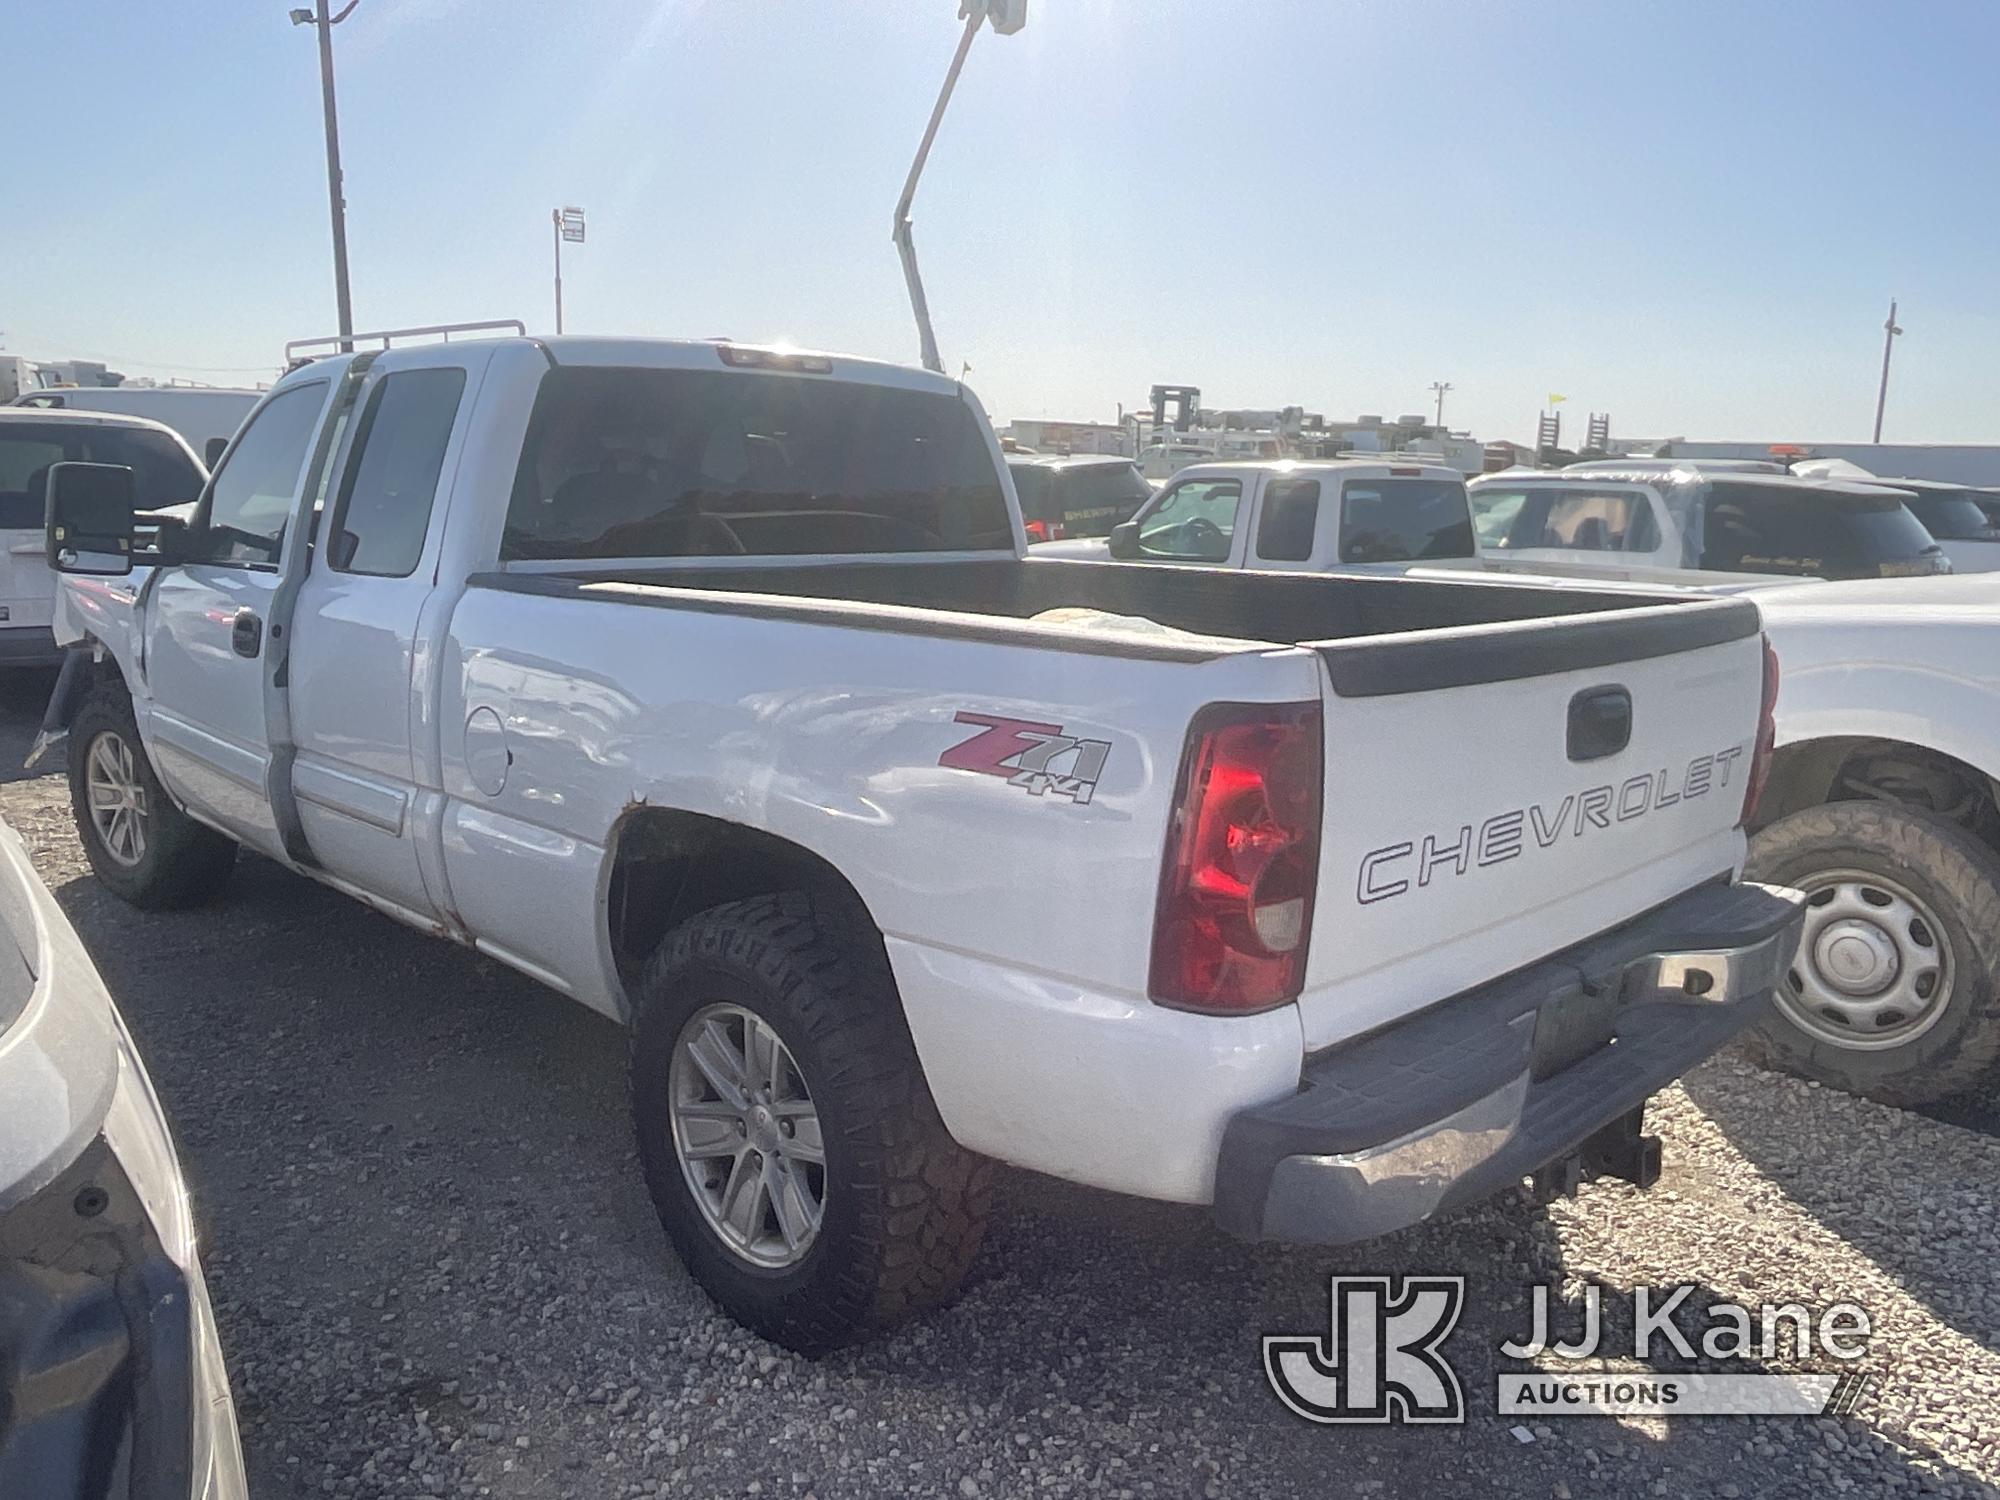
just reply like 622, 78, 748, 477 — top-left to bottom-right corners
5, 668, 2000, 1498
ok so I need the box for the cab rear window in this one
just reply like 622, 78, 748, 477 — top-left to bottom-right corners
504, 366, 1012, 559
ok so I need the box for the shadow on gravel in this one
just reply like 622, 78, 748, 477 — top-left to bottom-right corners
0, 666, 60, 784
1687, 1058, 2000, 1360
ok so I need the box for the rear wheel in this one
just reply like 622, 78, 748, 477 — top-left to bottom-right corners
67, 691, 237, 909
630, 892, 994, 1354
1743, 802, 2000, 1105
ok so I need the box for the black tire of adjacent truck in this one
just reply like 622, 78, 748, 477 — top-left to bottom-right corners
1743, 801, 2000, 1107
67, 690, 238, 910
629, 891, 995, 1355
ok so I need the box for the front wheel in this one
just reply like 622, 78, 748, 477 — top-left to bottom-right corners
630, 892, 994, 1354
1743, 801, 2000, 1106
67, 691, 237, 909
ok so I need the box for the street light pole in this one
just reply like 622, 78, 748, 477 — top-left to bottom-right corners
1429, 380, 1453, 427
893, 1, 1027, 374
291, 1, 360, 352
1872, 299, 1902, 443
551, 207, 585, 336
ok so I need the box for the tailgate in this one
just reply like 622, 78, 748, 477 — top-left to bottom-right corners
0, 530, 53, 631
1299, 599, 1764, 1051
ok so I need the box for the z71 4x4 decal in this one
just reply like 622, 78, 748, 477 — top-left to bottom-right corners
938, 711, 1112, 806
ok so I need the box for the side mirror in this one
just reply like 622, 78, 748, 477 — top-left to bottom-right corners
45, 462, 137, 576
204, 436, 230, 468
1108, 521, 1141, 559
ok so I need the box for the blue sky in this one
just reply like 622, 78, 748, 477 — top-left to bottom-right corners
3, 0, 1997, 445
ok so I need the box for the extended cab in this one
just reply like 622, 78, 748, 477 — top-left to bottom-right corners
38, 333, 1800, 1351
1045, 458, 1481, 573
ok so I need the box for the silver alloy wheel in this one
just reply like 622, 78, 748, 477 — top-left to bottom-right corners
668, 1002, 826, 1268
85, 731, 150, 868
1776, 869, 1953, 1051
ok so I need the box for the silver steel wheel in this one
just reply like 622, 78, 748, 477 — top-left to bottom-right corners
85, 730, 150, 869
668, 1003, 826, 1269
1777, 869, 1953, 1051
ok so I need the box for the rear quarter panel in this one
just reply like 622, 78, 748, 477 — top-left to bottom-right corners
435, 587, 1324, 1014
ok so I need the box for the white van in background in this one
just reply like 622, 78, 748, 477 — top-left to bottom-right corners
11, 385, 260, 466
0, 408, 208, 664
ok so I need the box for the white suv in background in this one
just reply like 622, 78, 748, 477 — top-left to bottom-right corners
1469, 464, 1950, 586
0, 410, 208, 665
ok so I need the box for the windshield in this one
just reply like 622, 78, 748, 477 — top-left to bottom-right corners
1338, 478, 1476, 562
0, 421, 204, 529
504, 366, 1013, 559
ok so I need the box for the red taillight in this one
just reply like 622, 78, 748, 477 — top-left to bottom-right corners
1023, 520, 1049, 543
1151, 702, 1323, 1014
1741, 635, 1780, 827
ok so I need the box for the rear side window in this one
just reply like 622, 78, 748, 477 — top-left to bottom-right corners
1701, 482, 1942, 579
1136, 478, 1242, 562
0, 422, 205, 529
1525, 488, 1657, 552
1254, 478, 1320, 561
1339, 478, 1475, 563
503, 366, 1011, 559
196, 383, 328, 566
329, 368, 466, 576
1007, 463, 1056, 525
1903, 492, 1999, 541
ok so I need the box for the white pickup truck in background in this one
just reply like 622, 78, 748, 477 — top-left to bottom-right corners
1742, 571, 2000, 1105
1041, 458, 1482, 574
36, 332, 1799, 1352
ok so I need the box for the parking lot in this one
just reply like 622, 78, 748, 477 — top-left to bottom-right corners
0, 670, 1993, 1498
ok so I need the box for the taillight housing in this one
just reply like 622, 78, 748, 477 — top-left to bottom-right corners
1023, 519, 1049, 543
1151, 702, 1323, 1014
1741, 635, 1780, 827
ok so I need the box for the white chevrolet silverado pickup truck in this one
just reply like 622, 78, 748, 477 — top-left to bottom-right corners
34, 332, 1802, 1352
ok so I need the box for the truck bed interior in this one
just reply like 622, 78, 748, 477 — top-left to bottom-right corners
478, 557, 1761, 697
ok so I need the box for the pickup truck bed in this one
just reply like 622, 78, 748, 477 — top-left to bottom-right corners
490, 554, 1757, 688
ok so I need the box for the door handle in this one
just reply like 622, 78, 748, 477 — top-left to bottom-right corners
231, 608, 263, 659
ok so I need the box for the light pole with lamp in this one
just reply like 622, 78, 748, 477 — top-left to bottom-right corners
289, 2, 360, 351
552, 207, 585, 334
893, 1, 1027, 374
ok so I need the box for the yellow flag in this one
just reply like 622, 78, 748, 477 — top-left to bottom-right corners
1547, 393, 1568, 406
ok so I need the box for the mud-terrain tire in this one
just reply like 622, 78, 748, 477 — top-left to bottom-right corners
1743, 801, 2000, 1106
630, 891, 994, 1354
67, 690, 237, 909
